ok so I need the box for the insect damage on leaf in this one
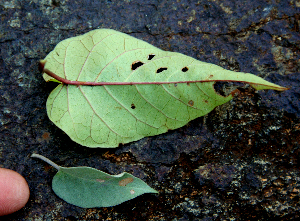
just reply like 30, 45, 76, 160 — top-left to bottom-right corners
188, 100, 194, 106
147, 54, 155, 60
156, 67, 168, 73
40, 29, 288, 148
182, 67, 189, 72
31, 153, 158, 208
131, 61, 144, 70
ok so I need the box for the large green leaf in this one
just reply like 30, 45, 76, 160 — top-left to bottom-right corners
41, 29, 287, 148
31, 154, 158, 208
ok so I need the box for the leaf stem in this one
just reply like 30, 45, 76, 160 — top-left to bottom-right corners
31, 153, 60, 170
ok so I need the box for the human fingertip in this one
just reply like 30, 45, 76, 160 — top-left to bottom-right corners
0, 168, 30, 216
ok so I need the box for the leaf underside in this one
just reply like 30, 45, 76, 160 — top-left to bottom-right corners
42, 29, 287, 147
52, 166, 158, 208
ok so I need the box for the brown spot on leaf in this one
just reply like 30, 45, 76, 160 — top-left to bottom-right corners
130, 189, 135, 194
131, 61, 144, 70
119, 177, 134, 186
96, 179, 105, 183
188, 100, 194, 106
174, 83, 177, 87
208, 75, 214, 79
187, 82, 190, 86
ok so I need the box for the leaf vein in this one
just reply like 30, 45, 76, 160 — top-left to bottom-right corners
78, 86, 124, 137
134, 85, 185, 123
103, 85, 160, 129
161, 84, 204, 111
94, 47, 157, 82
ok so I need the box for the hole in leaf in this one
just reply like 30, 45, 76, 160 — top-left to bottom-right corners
174, 83, 177, 87
131, 61, 144, 70
213, 82, 242, 96
156, 67, 168, 73
148, 54, 155, 60
213, 82, 227, 96
119, 178, 134, 186
131, 104, 136, 109
182, 67, 189, 72
188, 100, 194, 106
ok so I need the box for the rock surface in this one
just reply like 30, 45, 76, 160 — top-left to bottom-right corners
0, 0, 299, 220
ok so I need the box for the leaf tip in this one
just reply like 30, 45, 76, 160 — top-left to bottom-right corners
250, 83, 289, 91
150, 188, 159, 194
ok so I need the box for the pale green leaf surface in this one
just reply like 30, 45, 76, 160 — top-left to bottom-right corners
53, 167, 158, 208
31, 153, 158, 208
42, 29, 287, 147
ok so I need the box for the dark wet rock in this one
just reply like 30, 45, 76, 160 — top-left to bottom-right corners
1, 0, 300, 220
194, 163, 236, 189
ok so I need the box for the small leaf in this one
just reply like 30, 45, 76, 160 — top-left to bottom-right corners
31, 153, 158, 208
41, 29, 288, 148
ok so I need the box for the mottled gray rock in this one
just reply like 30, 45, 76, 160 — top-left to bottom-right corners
0, 0, 299, 220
